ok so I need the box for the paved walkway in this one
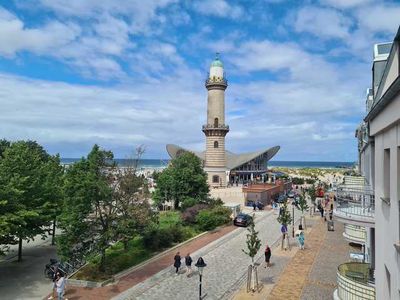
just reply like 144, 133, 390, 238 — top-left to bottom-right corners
59, 224, 237, 300
231, 216, 357, 300
113, 209, 301, 300
0, 236, 56, 300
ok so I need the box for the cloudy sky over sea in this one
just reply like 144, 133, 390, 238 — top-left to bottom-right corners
0, 0, 399, 160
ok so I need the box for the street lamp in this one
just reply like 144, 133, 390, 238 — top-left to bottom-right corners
195, 257, 207, 300
291, 201, 295, 238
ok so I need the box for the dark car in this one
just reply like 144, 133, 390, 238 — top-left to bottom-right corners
233, 213, 253, 227
276, 194, 287, 203
247, 201, 264, 210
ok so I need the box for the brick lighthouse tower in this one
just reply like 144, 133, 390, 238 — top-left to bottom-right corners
202, 53, 229, 187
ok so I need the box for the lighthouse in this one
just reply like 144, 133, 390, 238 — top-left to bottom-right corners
202, 53, 229, 187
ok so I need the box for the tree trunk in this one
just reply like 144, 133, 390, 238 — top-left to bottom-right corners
99, 249, 106, 272
51, 218, 56, 245
123, 239, 128, 251
18, 237, 22, 262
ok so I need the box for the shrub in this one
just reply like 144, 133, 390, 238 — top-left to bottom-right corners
181, 197, 198, 210
158, 211, 182, 228
182, 204, 209, 224
196, 206, 232, 231
291, 177, 305, 185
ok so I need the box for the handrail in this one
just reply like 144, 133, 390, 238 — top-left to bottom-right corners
335, 184, 375, 219
336, 263, 375, 300
202, 124, 230, 130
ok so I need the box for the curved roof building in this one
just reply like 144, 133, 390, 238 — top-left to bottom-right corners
166, 54, 280, 187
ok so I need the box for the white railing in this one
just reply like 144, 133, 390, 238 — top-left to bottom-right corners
335, 185, 375, 224
343, 224, 367, 244
335, 263, 375, 300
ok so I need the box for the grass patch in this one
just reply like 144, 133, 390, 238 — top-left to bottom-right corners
71, 236, 155, 282
71, 212, 201, 282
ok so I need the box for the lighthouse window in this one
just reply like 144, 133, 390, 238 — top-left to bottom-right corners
214, 141, 219, 148
214, 118, 219, 127
212, 175, 219, 183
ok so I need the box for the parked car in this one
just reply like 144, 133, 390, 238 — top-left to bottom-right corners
287, 190, 295, 198
276, 194, 287, 203
246, 201, 264, 210
233, 213, 253, 227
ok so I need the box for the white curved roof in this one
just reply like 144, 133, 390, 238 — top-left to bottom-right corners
166, 144, 280, 170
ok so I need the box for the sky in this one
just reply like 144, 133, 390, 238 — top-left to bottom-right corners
0, 0, 399, 161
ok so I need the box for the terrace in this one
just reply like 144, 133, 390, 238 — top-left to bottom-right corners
333, 262, 375, 300
334, 185, 375, 227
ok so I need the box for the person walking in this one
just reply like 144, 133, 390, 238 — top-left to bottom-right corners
55, 271, 66, 300
298, 231, 305, 250
264, 244, 271, 268
185, 253, 193, 277
317, 203, 324, 218
173, 252, 181, 275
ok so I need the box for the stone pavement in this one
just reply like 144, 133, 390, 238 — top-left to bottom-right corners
0, 236, 56, 300
57, 224, 236, 300
300, 221, 358, 300
230, 217, 318, 300
230, 216, 357, 300
113, 208, 302, 300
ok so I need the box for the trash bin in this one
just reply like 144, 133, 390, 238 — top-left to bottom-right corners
327, 220, 334, 231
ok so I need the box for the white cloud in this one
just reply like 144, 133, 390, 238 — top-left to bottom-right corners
193, 0, 244, 19
294, 6, 352, 40
320, 0, 374, 9
355, 4, 400, 33
0, 7, 79, 57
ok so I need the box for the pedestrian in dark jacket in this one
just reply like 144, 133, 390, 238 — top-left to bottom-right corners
185, 253, 193, 277
173, 252, 181, 275
264, 244, 271, 268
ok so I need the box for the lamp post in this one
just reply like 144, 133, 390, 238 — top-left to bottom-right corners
195, 257, 207, 300
292, 201, 295, 238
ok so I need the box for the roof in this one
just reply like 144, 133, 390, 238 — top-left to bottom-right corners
365, 26, 400, 122
211, 58, 223, 68
166, 144, 280, 170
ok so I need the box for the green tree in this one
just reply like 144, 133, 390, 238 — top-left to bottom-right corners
277, 200, 292, 226
114, 146, 153, 251
58, 145, 116, 271
298, 191, 309, 215
0, 141, 56, 261
242, 215, 261, 265
152, 152, 209, 210
307, 185, 316, 205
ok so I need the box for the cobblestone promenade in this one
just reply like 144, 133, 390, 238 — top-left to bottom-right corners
113, 209, 301, 300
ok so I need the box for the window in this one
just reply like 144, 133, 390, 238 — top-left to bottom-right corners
214, 141, 219, 148
214, 118, 219, 127
212, 175, 219, 183
383, 148, 391, 204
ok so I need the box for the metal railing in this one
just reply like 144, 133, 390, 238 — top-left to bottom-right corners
343, 224, 367, 244
336, 262, 375, 300
205, 78, 228, 85
202, 124, 230, 131
335, 185, 375, 219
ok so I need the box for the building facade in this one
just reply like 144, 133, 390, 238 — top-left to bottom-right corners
334, 27, 400, 300
167, 55, 280, 188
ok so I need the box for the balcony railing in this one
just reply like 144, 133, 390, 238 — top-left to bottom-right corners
343, 224, 367, 244
334, 185, 375, 225
202, 124, 229, 131
334, 262, 375, 300
205, 78, 228, 86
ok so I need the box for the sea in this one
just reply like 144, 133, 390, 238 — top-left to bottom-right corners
61, 158, 354, 169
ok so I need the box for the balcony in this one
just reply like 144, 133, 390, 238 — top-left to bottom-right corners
333, 262, 375, 300
202, 124, 230, 135
343, 224, 367, 245
334, 185, 375, 227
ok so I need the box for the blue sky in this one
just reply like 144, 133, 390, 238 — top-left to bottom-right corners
0, 0, 399, 161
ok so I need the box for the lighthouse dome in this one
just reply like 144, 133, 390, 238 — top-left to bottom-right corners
209, 53, 224, 80
211, 57, 223, 68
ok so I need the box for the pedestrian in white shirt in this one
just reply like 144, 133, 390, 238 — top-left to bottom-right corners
56, 272, 66, 300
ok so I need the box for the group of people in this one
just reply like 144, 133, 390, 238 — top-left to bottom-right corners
173, 252, 194, 276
